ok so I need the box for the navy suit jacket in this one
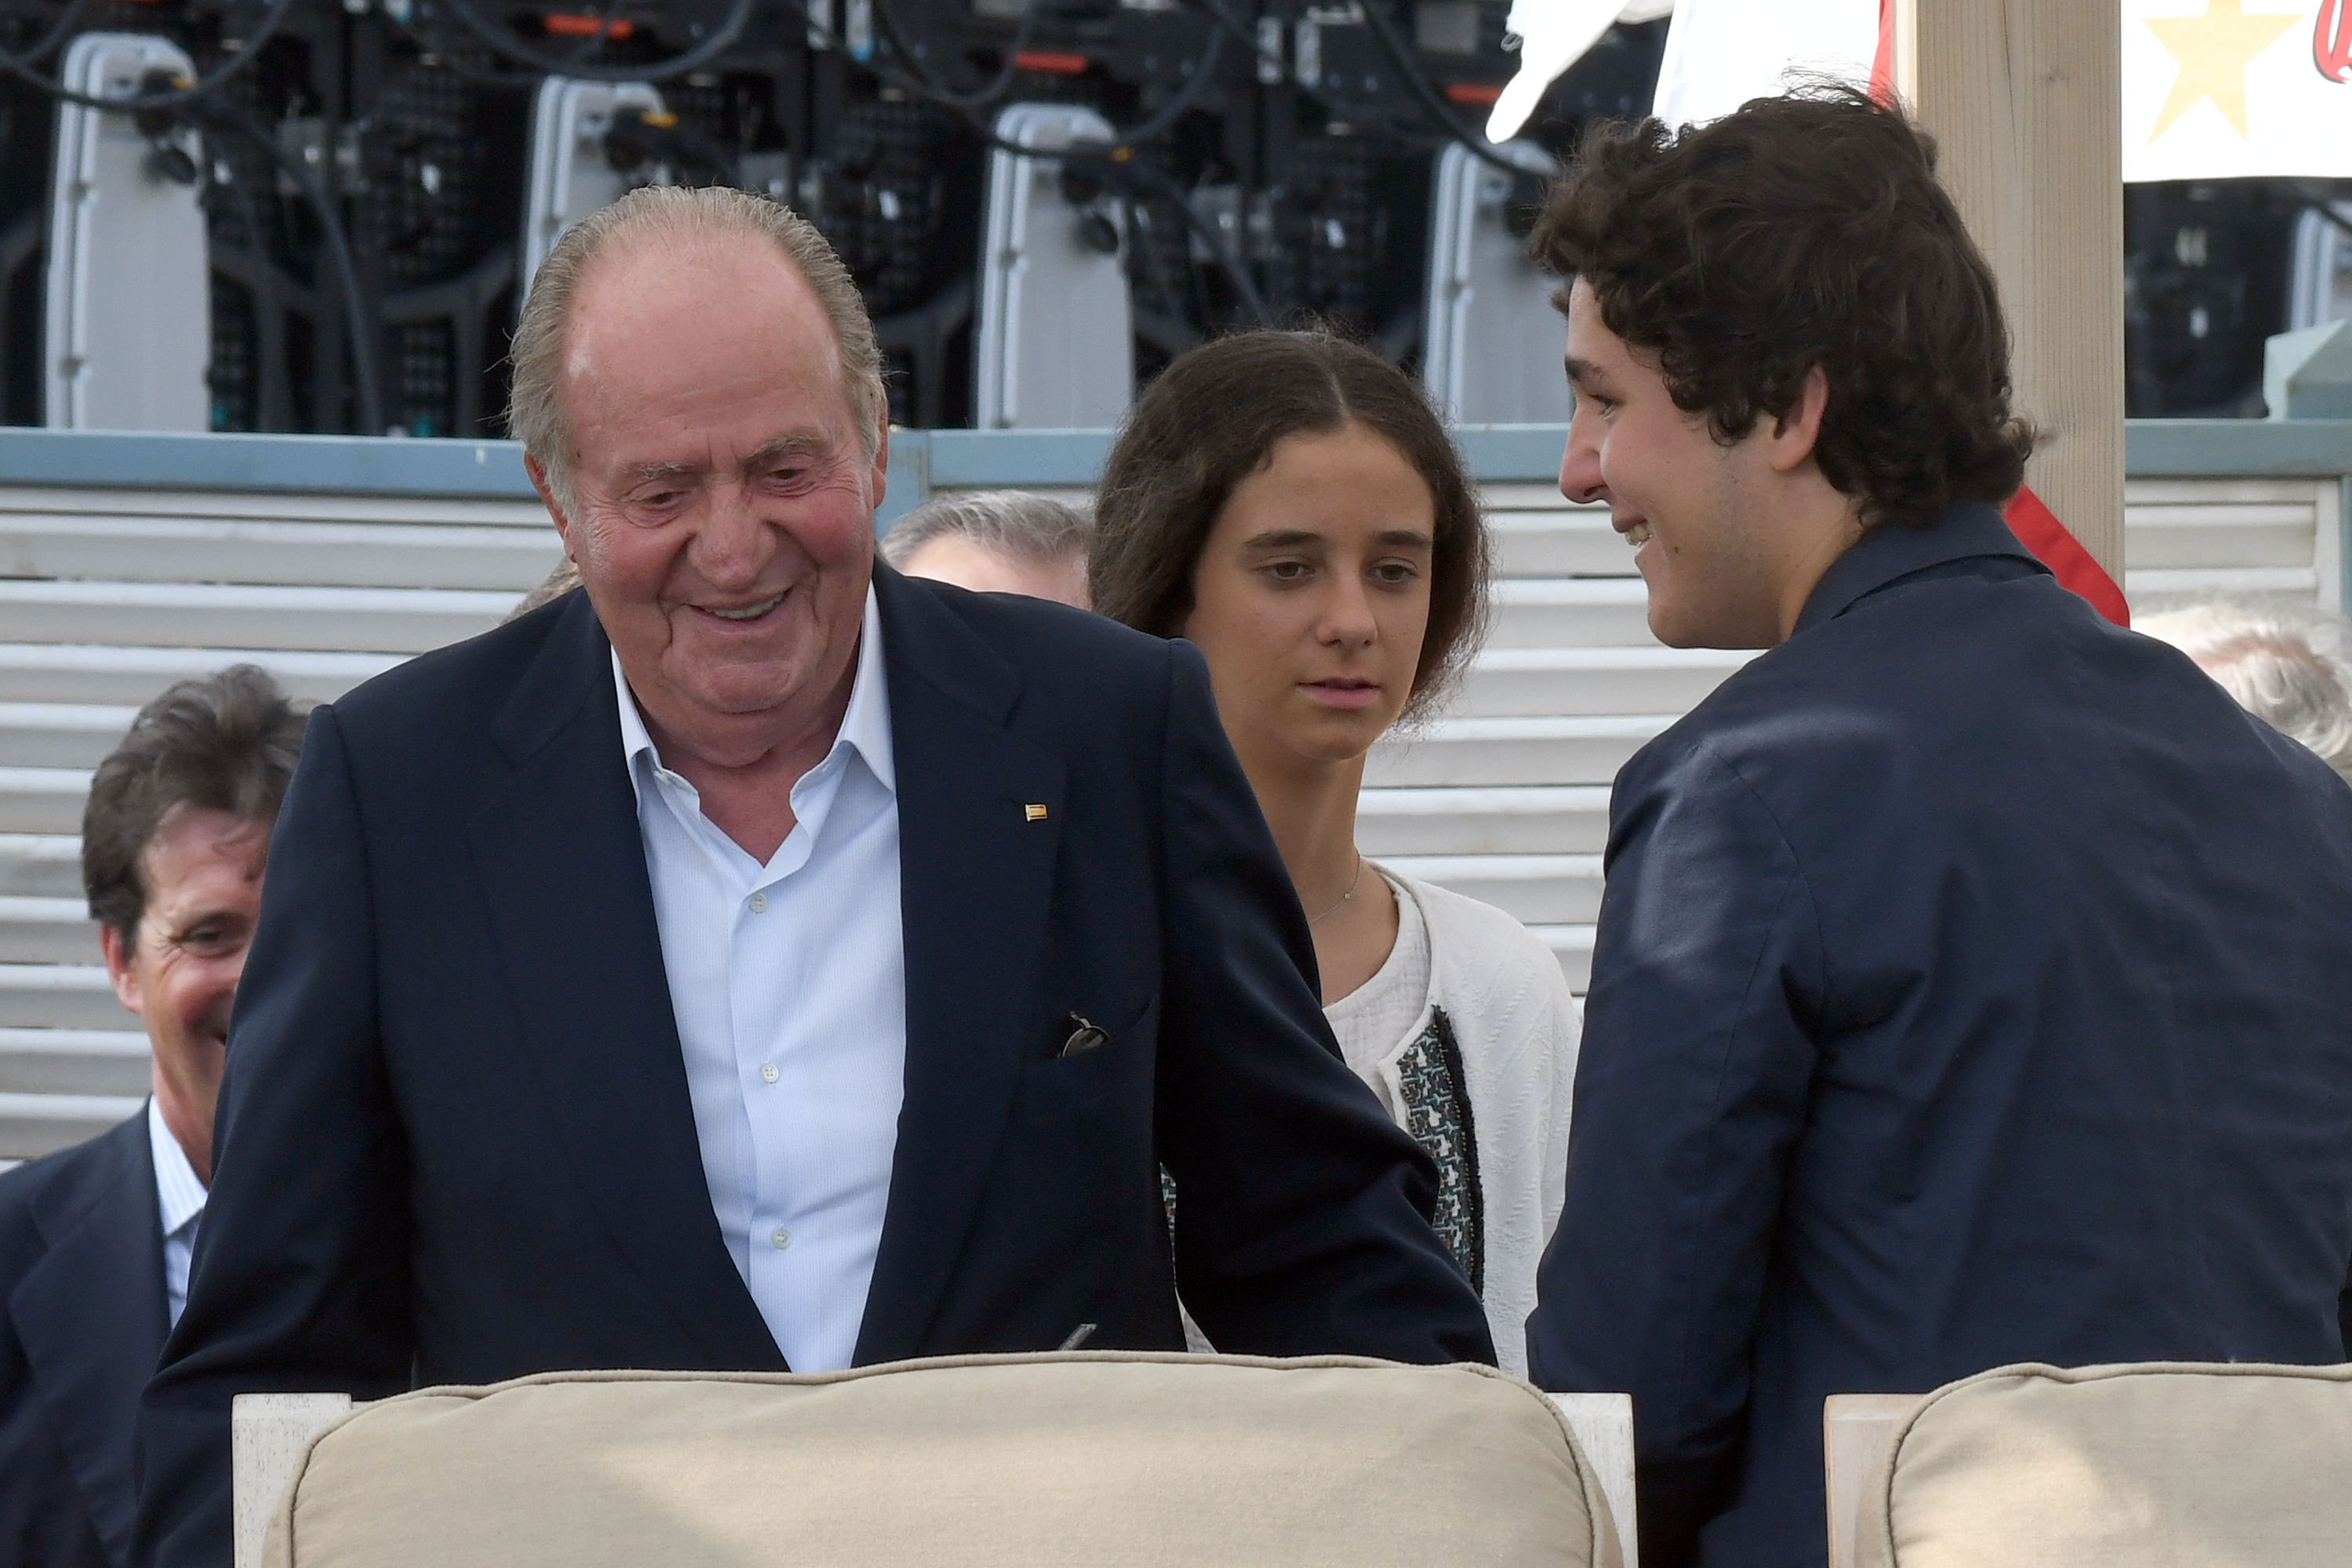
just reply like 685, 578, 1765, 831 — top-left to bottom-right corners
3, 1112, 169, 1568
1528, 505, 2352, 1568
136, 565, 1492, 1567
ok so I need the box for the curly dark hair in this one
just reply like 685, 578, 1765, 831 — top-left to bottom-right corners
1090, 328, 1488, 722
82, 665, 307, 942
1527, 84, 2035, 530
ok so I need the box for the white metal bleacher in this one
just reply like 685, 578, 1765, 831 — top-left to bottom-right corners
2, 422, 2347, 1167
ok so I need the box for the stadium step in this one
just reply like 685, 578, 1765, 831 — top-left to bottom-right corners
0, 897, 101, 964
0, 703, 135, 769
0, 773, 88, 835
1383, 854, 1604, 926
1486, 579, 1656, 648
0, 1028, 150, 1098
1367, 714, 1675, 789
1485, 495, 1627, 577
1534, 925, 1595, 993
0, 1091, 146, 1163
0, 643, 400, 706
1457, 645, 1751, 717
1358, 786, 1611, 856
0, 580, 519, 655
0, 963, 129, 1029
0, 509, 562, 590
0, 835, 82, 896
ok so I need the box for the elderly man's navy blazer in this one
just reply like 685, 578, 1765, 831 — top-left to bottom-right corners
136, 565, 1490, 1567
2, 1112, 168, 1568
1528, 504, 2352, 1568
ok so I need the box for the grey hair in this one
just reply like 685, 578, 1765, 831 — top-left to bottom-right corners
82, 665, 307, 942
880, 490, 1091, 570
2140, 602, 2352, 780
506, 185, 887, 517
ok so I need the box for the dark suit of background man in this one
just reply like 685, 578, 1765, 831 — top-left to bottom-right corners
137, 186, 1492, 1566
1522, 89, 2352, 1568
1, 669, 303, 1568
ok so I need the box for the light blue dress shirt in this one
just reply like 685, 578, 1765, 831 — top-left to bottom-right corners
614, 586, 906, 1374
147, 1095, 207, 1330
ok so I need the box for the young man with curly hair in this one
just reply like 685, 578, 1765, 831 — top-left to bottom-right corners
1523, 88, 2352, 1568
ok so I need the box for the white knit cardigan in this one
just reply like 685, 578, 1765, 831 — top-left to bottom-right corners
1353, 864, 1581, 1377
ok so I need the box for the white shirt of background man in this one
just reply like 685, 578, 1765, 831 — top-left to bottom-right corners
147, 1094, 206, 1330
614, 585, 907, 1374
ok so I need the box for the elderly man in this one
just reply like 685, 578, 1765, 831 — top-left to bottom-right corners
881, 489, 1093, 607
1, 668, 303, 1568
136, 187, 1490, 1565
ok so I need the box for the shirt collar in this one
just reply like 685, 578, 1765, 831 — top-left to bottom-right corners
613, 581, 896, 799
147, 1095, 207, 1238
1792, 500, 2049, 637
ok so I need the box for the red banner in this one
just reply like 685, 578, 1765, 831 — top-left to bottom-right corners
2005, 486, 2129, 628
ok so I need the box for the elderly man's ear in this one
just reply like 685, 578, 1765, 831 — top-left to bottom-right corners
524, 453, 574, 554
866, 425, 890, 522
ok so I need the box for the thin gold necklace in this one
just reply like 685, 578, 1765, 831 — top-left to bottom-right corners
1308, 851, 1366, 926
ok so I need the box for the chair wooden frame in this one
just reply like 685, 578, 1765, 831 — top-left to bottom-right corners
1822, 1394, 1920, 1568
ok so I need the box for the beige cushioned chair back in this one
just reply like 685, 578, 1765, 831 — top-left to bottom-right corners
260, 1352, 1620, 1568
1856, 1360, 2352, 1568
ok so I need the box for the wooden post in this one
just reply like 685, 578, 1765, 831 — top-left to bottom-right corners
1823, 1394, 1918, 1568
1893, 0, 2127, 579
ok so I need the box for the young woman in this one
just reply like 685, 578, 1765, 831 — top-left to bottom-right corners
1091, 329, 1579, 1374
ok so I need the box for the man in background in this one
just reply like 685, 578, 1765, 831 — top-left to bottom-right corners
0, 668, 303, 1568
1526, 89, 2352, 1568
880, 490, 1092, 608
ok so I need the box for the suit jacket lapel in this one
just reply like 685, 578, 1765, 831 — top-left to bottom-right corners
855, 569, 1067, 1363
466, 594, 784, 1370
9, 1113, 166, 1568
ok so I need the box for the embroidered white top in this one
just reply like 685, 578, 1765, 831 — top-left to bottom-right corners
147, 1095, 207, 1330
1323, 868, 1432, 1084
614, 585, 906, 1374
1334, 865, 1581, 1378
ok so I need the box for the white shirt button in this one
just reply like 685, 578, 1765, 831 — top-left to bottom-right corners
771, 1227, 792, 1250
760, 1062, 779, 1083
749, 892, 768, 913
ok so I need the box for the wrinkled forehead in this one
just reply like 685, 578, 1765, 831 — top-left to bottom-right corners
140, 804, 271, 896
560, 228, 851, 428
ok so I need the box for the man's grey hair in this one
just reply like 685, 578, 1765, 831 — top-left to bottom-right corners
880, 490, 1091, 571
2140, 602, 2352, 780
507, 185, 888, 517
81, 665, 307, 942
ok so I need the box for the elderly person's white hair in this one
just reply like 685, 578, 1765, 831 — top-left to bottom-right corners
880, 490, 1091, 572
2140, 602, 2352, 781
507, 185, 887, 519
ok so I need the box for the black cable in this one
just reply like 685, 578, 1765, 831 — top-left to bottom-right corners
186, 97, 387, 436
0, 0, 298, 110
0, 0, 90, 71
1176, 0, 1276, 79
889, 3, 1042, 112
1108, 22, 1222, 148
1353, 0, 1546, 179
1064, 147, 1272, 323
855, 24, 1272, 319
432, 0, 754, 84
857, 0, 1269, 319
1178, 0, 1424, 140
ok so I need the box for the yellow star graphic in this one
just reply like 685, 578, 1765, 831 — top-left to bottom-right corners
2144, 0, 2303, 141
